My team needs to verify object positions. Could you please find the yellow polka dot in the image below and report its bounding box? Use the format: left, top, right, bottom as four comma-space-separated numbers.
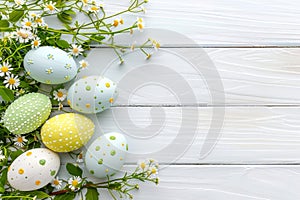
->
109, 98, 114, 103
85, 103, 91, 108
120, 157, 123, 161
105, 169, 109, 173
67, 100, 71, 105
107, 143, 110, 147
35, 180, 41, 185
105, 83, 110, 88
18, 169, 24, 174
26, 152, 32, 156
8, 166, 11, 171
122, 143, 125, 146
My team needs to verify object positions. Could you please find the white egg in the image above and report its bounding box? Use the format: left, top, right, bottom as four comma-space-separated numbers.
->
7, 148, 60, 191
85, 132, 128, 178
24, 46, 77, 84
67, 76, 117, 114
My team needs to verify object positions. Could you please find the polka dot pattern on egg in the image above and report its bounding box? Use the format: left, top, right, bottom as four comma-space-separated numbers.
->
7, 148, 60, 191
24, 46, 77, 84
41, 113, 95, 152
85, 132, 128, 178
67, 76, 118, 114
3, 93, 52, 135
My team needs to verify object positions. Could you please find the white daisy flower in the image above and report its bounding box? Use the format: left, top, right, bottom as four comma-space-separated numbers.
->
21, 18, 34, 29
82, 0, 89, 6
68, 176, 82, 191
0, 61, 12, 77
53, 89, 67, 101
79, 60, 89, 70
51, 177, 63, 189
69, 44, 84, 56
137, 160, 149, 171
44, 1, 58, 14
76, 151, 84, 163
4, 74, 20, 90
14, 28, 33, 43
0, 150, 6, 161
34, 16, 46, 27
89, 4, 100, 14
31, 37, 41, 48
13, 135, 28, 147
14, 0, 24, 7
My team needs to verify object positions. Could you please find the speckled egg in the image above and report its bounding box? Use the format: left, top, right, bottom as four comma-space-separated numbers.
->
85, 132, 128, 178
7, 148, 60, 191
24, 46, 77, 84
3, 93, 51, 135
41, 113, 95, 152
67, 76, 117, 114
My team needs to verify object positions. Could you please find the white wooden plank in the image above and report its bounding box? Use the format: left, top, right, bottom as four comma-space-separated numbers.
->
102, 0, 300, 46
54, 107, 300, 164
76, 48, 300, 105
56, 165, 300, 200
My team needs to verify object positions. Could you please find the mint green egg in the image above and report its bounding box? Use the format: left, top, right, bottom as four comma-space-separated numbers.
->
3, 93, 52, 134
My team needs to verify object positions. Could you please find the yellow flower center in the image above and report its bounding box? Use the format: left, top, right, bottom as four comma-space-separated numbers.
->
57, 91, 64, 98
47, 4, 55, 11
113, 19, 119, 27
140, 162, 146, 169
72, 180, 79, 186
81, 62, 87, 68
8, 78, 16, 85
17, 137, 23, 143
82, 0, 88, 4
1, 66, 8, 72
33, 40, 39, 46
138, 23, 144, 29
151, 168, 157, 174
91, 6, 98, 11
25, 21, 32, 27
73, 48, 79, 54
35, 18, 42, 23
53, 180, 60, 185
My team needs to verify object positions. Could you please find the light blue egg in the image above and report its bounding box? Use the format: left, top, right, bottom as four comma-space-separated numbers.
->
67, 76, 118, 114
85, 132, 128, 178
24, 46, 77, 84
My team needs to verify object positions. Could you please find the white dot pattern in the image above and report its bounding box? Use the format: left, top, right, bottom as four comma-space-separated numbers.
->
3, 93, 52, 135
41, 113, 95, 152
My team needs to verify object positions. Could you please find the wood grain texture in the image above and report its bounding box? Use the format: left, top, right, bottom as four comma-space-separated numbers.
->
57, 165, 300, 200
102, 0, 300, 46
55, 106, 300, 164
77, 47, 300, 105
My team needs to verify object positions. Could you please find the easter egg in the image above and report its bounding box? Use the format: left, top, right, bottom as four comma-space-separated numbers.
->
85, 132, 128, 178
7, 148, 60, 191
3, 93, 51, 135
24, 46, 77, 84
67, 76, 117, 114
41, 113, 95, 152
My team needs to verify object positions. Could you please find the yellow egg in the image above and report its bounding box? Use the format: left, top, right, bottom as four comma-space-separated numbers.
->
41, 113, 95, 152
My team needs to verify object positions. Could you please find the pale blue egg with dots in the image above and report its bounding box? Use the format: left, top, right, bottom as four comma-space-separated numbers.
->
85, 132, 128, 178
24, 46, 77, 84
67, 76, 117, 114
7, 148, 60, 191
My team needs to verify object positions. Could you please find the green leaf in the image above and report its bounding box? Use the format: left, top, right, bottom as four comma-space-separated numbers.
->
54, 193, 76, 200
85, 188, 99, 200
0, 168, 8, 186
0, 20, 8, 28
9, 10, 24, 22
0, 86, 14, 102
66, 163, 83, 177
63, 9, 76, 15
57, 12, 73, 24
10, 149, 23, 161
90, 34, 105, 42
22, 191, 50, 199
56, 39, 69, 49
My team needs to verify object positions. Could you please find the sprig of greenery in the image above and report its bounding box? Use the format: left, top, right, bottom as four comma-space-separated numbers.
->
0, 0, 159, 199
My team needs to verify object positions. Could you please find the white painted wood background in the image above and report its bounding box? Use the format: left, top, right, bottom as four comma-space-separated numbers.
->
55, 0, 300, 199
